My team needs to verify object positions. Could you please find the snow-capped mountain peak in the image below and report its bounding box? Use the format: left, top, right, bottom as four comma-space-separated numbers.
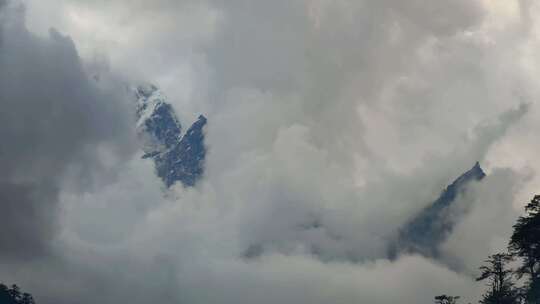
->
132, 84, 206, 188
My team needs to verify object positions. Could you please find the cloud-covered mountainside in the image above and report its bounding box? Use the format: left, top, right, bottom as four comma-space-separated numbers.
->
392, 162, 486, 258
133, 83, 487, 262
240, 161, 488, 262
3, 0, 540, 303
134, 84, 206, 187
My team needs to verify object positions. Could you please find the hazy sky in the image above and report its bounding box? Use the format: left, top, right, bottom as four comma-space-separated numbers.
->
1, 0, 540, 303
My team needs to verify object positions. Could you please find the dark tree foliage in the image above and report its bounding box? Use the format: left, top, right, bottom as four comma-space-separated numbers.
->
0, 283, 35, 304
435, 295, 461, 304
509, 195, 540, 303
476, 253, 520, 304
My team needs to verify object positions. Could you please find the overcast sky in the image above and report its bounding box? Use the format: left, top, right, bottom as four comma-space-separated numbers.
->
1, 0, 540, 303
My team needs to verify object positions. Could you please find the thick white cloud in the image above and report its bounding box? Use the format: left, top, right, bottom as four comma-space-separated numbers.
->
3, 0, 540, 303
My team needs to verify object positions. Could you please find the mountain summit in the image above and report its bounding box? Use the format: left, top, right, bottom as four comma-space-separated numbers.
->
133, 84, 206, 187
391, 162, 486, 258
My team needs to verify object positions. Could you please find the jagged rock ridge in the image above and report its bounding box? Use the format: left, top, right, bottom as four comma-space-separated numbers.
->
391, 162, 486, 258
134, 84, 206, 187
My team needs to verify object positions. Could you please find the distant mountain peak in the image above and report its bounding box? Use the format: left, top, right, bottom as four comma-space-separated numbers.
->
156, 112, 207, 187
390, 162, 486, 258
132, 84, 206, 188
450, 161, 485, 189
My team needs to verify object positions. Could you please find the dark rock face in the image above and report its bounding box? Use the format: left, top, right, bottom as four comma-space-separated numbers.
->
391, 162, 486, 258
134, 84, 206, 187
155, 115, 207, 187
142, 102, 182, 151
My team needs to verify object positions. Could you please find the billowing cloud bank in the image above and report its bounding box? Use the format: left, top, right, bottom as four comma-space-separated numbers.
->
1, 0, 540, 303
0, 2, 136, 259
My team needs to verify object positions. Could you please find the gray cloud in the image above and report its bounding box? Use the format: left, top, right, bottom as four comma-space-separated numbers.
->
1, 0, 539, 304
0, 1, 135, 259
